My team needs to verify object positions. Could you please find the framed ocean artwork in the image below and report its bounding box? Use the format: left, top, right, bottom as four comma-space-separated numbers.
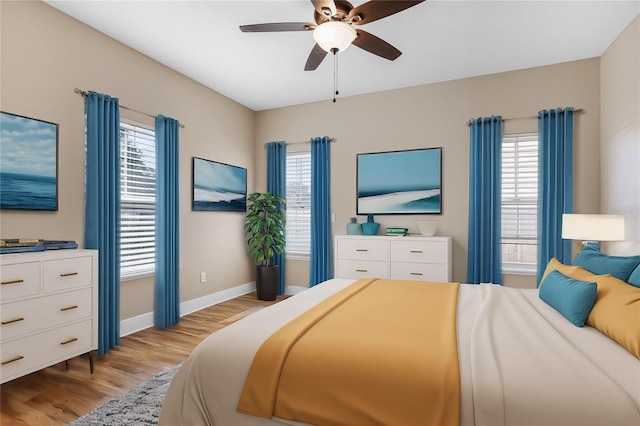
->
357, 147, 442, 215
192, 157, 247, 212
0, 111, 59, 211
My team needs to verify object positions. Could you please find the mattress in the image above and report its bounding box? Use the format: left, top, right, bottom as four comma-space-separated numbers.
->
159, 279, 640, 425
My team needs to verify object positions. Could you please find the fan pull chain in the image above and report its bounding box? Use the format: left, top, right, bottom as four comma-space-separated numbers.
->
333, 49, 339, 103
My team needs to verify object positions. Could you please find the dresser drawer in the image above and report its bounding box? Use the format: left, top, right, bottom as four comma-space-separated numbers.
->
1, 288, 93, 342
390, 262, 448, 282
336, 238, 388, 261
336, 259, 388, 279
1, 319, 93, 383
43, 256, 93, 293
0, 262, 41, 301
390, 240, 446, 264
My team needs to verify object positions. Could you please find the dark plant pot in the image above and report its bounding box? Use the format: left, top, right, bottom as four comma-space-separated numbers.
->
256, 265, 278, 301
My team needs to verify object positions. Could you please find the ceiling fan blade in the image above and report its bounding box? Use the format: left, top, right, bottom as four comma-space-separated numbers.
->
349, 1, 425, 25
353, 29, 401, 61
311, 0, 337, 17
240, 22, 315, 32
305, 44, 328, 71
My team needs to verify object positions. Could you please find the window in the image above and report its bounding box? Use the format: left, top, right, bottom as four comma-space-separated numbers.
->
120, 122, 156, 279
286, 152, 311, 257
501, 133, 538, 274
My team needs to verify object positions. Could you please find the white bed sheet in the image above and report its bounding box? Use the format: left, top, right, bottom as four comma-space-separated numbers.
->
160, 279, 640, 426
457, 284, 639, 425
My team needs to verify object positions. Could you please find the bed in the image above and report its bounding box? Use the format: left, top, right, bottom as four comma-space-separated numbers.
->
160, 257, 640, 426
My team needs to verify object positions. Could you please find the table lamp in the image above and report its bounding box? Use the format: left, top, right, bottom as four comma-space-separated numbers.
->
561, 214, 625, 252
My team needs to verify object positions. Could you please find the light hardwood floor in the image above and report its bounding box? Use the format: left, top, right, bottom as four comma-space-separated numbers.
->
0, 292, 286, 426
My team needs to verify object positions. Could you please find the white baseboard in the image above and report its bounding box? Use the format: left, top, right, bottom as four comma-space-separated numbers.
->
119, 281, 256, 337
120, 311, 155, 337
180, 281, 257, 316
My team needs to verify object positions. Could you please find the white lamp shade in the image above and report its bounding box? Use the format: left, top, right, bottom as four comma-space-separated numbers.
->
313, 21, 357, 53
561, 214, 625, 241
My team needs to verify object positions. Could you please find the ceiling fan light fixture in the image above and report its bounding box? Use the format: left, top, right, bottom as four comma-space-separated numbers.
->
313, 21, 357, 53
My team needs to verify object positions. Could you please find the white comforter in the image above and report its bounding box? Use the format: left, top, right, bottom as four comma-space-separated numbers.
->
160, 279, 640, 425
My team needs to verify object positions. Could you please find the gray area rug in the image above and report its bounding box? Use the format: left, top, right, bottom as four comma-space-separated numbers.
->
70, 363, 181, 425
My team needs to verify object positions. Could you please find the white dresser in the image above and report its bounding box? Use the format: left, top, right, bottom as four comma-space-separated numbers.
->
334, 235, 452, 282
0, 249, 98, 383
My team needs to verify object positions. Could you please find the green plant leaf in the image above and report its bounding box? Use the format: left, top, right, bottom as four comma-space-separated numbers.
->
244, 191, 286, 266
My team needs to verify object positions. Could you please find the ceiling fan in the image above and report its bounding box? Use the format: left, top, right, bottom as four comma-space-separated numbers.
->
240, 0, 425, 71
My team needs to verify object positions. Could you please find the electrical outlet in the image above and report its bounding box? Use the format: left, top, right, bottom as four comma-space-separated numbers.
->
200, 272, 206, 283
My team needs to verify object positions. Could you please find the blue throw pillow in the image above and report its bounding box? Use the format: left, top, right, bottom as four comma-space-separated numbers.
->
539, 270, 597, 327
628, 265, 640, 288
573, 245, 640, 282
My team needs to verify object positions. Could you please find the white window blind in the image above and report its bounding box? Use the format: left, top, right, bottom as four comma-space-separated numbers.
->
286, 152, 311, 256
501, 133, 538, 272
120, 122, 156, 279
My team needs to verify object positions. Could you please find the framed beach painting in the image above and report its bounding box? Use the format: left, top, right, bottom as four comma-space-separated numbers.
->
357, 147, 442, 215
192, 157, 247, 212
0, 111, 59, 211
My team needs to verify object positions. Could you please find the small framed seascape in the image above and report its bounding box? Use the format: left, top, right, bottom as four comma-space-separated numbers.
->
0, 111, 59, 211
357, 147, 442, 215
192, 157, 247, 212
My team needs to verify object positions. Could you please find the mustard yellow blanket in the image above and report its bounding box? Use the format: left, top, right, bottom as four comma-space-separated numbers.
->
237, 278, 461, 426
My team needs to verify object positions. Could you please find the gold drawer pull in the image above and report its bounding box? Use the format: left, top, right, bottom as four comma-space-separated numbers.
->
410, 272, 423, 276
60, 272, 79, 277
60, 305, 79, 312
1, 355, 24, 366
1, 317, 25, 325
356, 269, 368, 272
1, 279, 24, 285
355, 249, 368, 252
60, 337, 78, 345
410, 250, 423, 253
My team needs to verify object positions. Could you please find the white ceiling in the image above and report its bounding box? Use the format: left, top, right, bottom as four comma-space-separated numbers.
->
45, 1, 639, 111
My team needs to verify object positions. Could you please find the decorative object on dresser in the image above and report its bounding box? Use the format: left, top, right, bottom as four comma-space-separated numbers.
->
385, 227, 408, 236
0, 249, 98, 384
416, 220, 438, 236
245, 192, 286, 301
334, 235, 452, 281
0, 111, 59, 211
0, 238, 44, 254
43, 240, 79, 250
356, 147, 442, 215
346, 217, 362, 235
360, 213, 380, 235
0, 239, 79, 254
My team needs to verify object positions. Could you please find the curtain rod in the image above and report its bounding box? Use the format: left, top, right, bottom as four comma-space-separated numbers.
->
74, 88, 185, 128
466, 108, 585, 126
263, 138, 337, 148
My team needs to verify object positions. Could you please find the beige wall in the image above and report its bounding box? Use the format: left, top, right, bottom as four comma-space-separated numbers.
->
2, 2, 634, 324
256, 59, 603, 288
0, 1, 256, 320
601, 15, 640, 255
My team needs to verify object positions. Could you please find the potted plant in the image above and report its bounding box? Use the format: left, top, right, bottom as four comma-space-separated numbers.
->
244, 192, 286, 301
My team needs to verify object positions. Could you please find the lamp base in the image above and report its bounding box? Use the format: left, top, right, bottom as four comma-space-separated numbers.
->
577, 240, 600, 253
